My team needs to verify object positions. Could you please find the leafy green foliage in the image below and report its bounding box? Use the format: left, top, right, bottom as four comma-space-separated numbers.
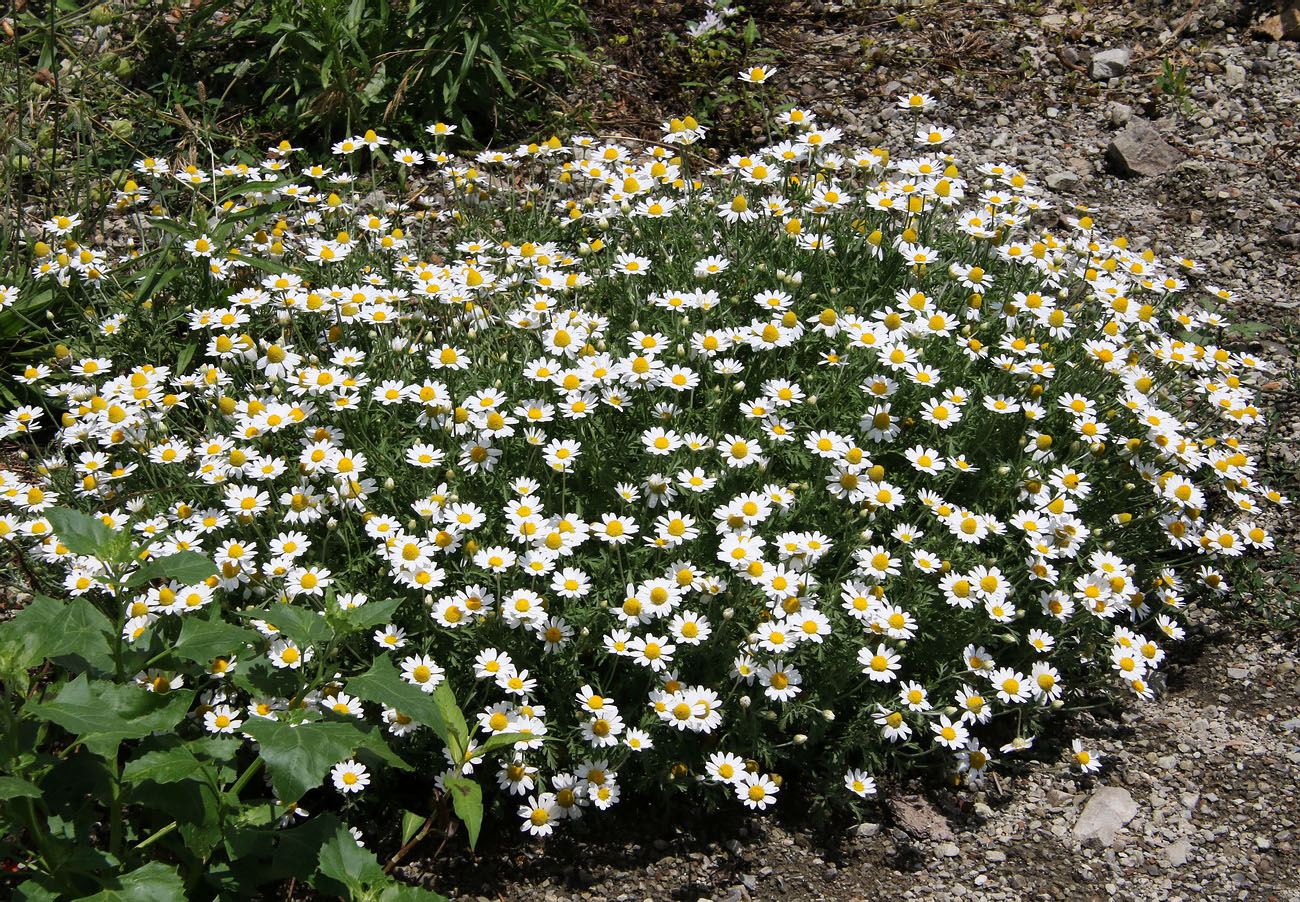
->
28, 674, 194, 758
241, 717, 409, 804
181, 0, 589, 142
347, 655, 452, 741
442, 777, 484, 850
45, 507, 114, 558
0, 512, 481, 897
172, 615, 261, 667
664, 7, 772, 148
76, 861, 188, 902
1156, 57, 1193, 115
2, 594, 115, 675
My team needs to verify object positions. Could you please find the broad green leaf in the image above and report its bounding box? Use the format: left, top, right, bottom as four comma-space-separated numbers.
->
219, 816, 338, 891
12, 878, 60, 902
0, 775, 42, 799
130, 777, 226, 858
474, 731, 532, 757
175, 342, 197, 375
443, 776, 483, 850
241, 717, 408, 803
122, 736, 240, 785
246, 602, 331, 646
433, 682, 470, 762
39, 747, 115, 809
122, 744, 206, 784
400, 809, 426, 845
79, 861, 186, 902
173, 614, 261, 666
45, 507, 114, 557
362, 62, 388, 102
332, 596, 403, 635
27, 674, 194, 758
1, 593, 114, 673
346, 655, 447, 743
316, 823, 386, 896
267, 812, 341, 880
345, 0, 366, 31
126, 550, 216, 588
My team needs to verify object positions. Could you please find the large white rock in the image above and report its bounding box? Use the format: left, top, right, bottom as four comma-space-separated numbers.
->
1072, 786, 1138, 847
1091, 48, 1131, 80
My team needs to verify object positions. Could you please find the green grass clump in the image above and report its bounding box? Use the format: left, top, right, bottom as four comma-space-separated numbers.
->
0, 84, 1282, 897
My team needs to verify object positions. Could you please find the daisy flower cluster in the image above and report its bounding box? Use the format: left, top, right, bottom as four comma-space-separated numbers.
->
1, 85, 1281, 843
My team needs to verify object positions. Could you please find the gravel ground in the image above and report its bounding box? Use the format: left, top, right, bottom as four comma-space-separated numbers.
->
402, 1, 1300, 899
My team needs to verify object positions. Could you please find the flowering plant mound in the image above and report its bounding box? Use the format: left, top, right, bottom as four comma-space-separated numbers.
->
0, 88, 1283, 895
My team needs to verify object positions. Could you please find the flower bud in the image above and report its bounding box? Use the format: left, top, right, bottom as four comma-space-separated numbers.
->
739, 695, 751, 709
793, 734, 808, 745
822, 709, 836, 721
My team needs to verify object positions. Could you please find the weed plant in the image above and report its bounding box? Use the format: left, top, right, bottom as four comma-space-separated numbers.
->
179, 0, 589, 143
0, 86, 1284, 898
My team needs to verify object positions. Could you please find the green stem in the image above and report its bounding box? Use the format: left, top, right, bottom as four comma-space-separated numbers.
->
131, 817, 178, 852
108, 748, 123, 859
133, 756, 266, 854
228, 749, 266, 796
